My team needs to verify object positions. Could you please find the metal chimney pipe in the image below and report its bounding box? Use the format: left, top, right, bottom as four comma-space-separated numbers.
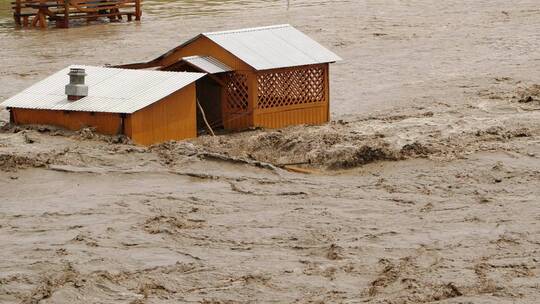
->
65, 68, 88, 101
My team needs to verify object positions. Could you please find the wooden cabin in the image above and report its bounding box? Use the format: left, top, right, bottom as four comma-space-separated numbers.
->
1, 66, 204, 145
1, 25, 341, 145
117, 24, 342, 131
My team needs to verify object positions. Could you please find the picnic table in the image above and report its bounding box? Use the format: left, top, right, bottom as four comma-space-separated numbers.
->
12, 0, 142, 28
25, 2, 62, 28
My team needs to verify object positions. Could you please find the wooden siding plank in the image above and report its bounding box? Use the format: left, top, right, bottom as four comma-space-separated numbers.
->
129, 83, 197, 145
253, 105, 328, 128
11, 108, 122, 134
324, 63, 330, 121
252, 63, 330, 129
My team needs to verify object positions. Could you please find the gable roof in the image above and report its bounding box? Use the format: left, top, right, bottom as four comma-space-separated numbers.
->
178, 24, 341, 71
1, 66, 205, 114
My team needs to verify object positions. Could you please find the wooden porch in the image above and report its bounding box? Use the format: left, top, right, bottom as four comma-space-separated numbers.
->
12, 0, 141, 28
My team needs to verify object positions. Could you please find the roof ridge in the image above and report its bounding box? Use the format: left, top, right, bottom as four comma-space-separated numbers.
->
203, 24, 291, 36
69, 64, 205, 76
182, 55, 211, 59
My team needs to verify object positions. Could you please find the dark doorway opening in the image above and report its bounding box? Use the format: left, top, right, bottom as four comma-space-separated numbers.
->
161, 62, 224, 135
196, 76, 223, 135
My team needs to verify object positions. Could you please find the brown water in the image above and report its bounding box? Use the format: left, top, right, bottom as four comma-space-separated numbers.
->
1, 2, 540, 303
0, 0, 538, 117
0, 0, 323, 32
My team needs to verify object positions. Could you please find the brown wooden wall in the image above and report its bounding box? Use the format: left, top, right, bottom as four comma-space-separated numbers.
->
253, 103, 329, 128
11, 84, 197, 146
252, 63, 329, 128
219, 63, 330, 130
219, 71, 255, 131
125, 83, 197, 145
11, 108, 122, 134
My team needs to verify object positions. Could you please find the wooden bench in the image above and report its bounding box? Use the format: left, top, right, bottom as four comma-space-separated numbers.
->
12, 0, 141, 28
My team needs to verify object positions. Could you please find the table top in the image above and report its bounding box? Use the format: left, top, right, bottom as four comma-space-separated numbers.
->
25, 3, 62, 8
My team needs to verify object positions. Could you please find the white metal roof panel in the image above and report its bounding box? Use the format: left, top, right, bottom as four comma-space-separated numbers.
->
182, 56, 233, 74
201, 24, 341, 70
1, 65, 205, 114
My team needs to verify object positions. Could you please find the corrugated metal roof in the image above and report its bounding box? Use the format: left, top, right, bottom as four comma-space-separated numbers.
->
1, 66, 205, 113
182, 55, 233, 74
200, 24, 341, 70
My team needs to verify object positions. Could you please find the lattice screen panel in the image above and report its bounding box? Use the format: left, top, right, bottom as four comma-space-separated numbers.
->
257, 66, 325, 109
224, 73, 249, 112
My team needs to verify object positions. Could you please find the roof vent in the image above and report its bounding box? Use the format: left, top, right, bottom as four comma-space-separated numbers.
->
65, 68, 88, 101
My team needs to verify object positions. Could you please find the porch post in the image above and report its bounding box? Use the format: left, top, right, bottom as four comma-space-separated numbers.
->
62, 0, 70, 28
14, 0, 22, 27
247, 71, 257, 127
135, 0, 141, 20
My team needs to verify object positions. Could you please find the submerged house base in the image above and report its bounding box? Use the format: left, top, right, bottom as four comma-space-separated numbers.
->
10, 109, 125, 135
1, 25, 341, 146
2, 66, 204, 146
9, 83, 196, 145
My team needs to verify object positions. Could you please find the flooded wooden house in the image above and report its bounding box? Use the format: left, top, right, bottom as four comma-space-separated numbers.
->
1, 66, 204, 145
1, 25, 341, 145
118, 24, 342, 130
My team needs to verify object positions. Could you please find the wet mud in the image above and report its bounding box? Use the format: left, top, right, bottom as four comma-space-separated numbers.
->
1, 1, 540, 303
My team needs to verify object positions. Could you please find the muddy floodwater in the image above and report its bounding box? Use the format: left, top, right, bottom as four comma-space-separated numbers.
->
1, 1, 540, 303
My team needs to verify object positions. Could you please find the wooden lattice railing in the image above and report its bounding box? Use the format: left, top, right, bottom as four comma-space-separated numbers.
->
224, 73, 249, 112
256, 65, 326, 109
